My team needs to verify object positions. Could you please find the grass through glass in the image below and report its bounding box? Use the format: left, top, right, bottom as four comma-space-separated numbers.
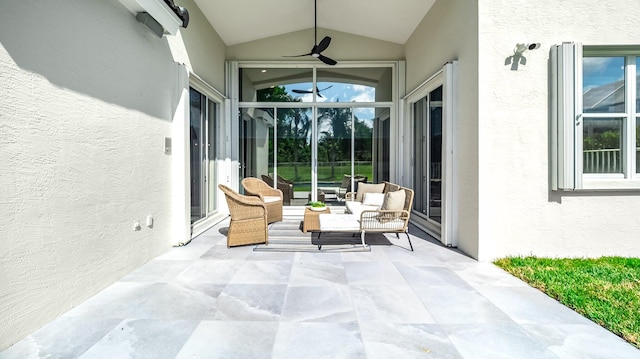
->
494, 256, 640, 349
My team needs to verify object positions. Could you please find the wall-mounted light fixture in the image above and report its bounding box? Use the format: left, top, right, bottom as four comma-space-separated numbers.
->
121, 0, 189, 37
506, 43, 541, 71
136, 12, 164, 37
514, 43, 541, 56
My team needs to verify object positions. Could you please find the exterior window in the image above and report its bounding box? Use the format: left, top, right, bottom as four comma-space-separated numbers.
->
582, 118, 623, 173
637, 59, 640, 174
238, 65, 391, 204
582, 56, 625, 175
551, 44, 640, 190
637, 117, 640, 174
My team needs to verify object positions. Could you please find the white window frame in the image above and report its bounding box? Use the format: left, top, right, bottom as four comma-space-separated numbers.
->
551, 43, 640, 190
404, 61, 457, 247
230, 60, 400, 197
189, 73, 228, 238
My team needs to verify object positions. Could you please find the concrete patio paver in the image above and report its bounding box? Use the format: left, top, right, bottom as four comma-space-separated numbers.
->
2, 217, 639, 359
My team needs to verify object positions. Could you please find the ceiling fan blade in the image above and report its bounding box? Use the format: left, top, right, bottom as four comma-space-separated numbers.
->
293, 85, 331, 96
282, 0, 338, 64
314, 36, 332, 54
283, 52, 313, 58
318, 54, 337, 66
313, 87, 325, 98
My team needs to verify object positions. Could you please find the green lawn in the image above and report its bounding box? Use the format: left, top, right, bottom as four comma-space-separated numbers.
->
270, 164, 373, 187
494, 256, 640, 348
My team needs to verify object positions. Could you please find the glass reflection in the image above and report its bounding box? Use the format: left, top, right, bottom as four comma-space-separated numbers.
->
583, 117, 623, 174
583, 56, 625, 113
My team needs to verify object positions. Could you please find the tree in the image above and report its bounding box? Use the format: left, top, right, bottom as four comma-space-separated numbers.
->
278, 108, 311, 178
317, 107, 374, 178
584, 130, 620, 150
257, 86, 296, 102
257, 86, 311, 179
254, 87, 376, 181
354, 118, 373, 161
318, 107, 351, 178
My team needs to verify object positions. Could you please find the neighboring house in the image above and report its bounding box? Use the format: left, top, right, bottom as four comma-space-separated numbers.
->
2, 0, 640, 350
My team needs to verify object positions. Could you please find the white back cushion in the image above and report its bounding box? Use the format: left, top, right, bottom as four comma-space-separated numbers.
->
355, 183, 385, 202
362, 192, 385, 207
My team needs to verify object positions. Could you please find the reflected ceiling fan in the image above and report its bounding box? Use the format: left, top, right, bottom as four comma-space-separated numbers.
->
292, 85, 333, 98
283, 0, 337, 65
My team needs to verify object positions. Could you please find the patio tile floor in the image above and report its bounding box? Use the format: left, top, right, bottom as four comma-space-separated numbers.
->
2, 216, 639, 358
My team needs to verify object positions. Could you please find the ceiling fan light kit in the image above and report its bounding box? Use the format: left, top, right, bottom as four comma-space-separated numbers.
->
283, 0, 337, 65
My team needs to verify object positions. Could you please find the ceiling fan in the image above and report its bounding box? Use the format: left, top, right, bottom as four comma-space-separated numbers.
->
283, 0, 337, 65
292, 85, 333, 98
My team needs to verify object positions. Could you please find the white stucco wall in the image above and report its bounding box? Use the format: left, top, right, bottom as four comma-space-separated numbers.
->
477, 0, 640, 260
0, 0, 212, 349
404, 0, 640, 261
404, 0, 480, 258
172, 0, 226, 91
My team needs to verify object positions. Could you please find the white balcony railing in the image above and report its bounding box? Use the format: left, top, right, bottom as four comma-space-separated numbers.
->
583, 148, 640, 173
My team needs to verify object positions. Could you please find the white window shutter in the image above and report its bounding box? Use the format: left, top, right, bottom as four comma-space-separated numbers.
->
550, 42, 582, 190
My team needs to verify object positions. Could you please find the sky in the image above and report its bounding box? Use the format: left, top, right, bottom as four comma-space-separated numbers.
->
583, 56, 625, 90
283, 82, 376, 119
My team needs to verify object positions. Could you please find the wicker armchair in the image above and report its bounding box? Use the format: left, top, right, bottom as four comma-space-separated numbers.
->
218, 184, 268, 247
275, 174, 294, 200
261, 174, 292, 205
274, 174, 294, 188
241, 177, 283, 223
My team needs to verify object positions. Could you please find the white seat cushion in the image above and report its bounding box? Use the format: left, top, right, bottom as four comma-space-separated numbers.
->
375, 218, 405, 230
263, 196, 281, 203
345, 201, 379, 217
319, 214, 360, 231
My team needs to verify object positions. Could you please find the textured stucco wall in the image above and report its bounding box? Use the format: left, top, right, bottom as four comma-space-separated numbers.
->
405, 0, 480, 258
477, 0, 640, 260
0, 0, 184, 349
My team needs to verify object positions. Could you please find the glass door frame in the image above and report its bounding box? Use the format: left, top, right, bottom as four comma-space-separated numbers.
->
314, 103, 389, 199
238, 102, 390, 203
189, 75, 226, 238
238, 104, 314, 199
404, 61, 457, 247
232, 61, 400, 203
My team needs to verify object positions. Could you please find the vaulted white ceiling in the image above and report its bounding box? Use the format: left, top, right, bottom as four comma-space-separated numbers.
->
193, 0, 436, 46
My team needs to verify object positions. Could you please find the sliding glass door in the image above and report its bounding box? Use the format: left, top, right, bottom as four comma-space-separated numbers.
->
317, 107, 376, 190
413, 86, 442, 224
189, 86, 218, 224
239, 106, 313, 202
405, 61, 456, 246
237, 65, 393, 205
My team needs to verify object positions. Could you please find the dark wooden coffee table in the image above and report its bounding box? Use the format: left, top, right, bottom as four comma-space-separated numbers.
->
302, 206, 331, 233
